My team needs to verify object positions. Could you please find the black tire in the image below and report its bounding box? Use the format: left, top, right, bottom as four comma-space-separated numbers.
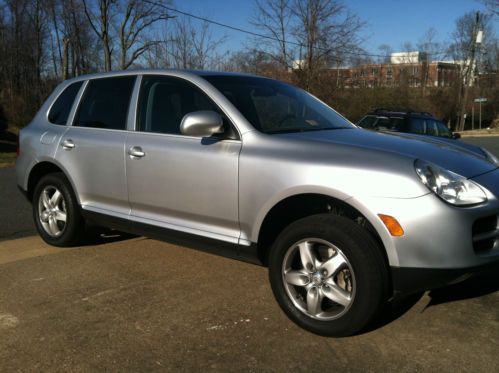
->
268, 214, 389, 337
32, 172, 85, 247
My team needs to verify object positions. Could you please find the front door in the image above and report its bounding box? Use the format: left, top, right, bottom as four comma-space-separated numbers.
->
126, 75, 241, 243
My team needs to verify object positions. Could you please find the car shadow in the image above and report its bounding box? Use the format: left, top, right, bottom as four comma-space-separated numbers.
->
359, 269, 499, 335
426, 269, 499, 307
83, 227, 138, 246
359, 291, 425, 334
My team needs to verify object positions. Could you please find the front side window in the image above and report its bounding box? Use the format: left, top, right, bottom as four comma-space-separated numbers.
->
357, 115, 377, 129
374, 117, 390, 130
48, 81, 83, 125
137, 75, 222, 135
203, 75, 353, 134
388, 117, 404, 131
436, 121, 452, 138
74, 76, 135, 130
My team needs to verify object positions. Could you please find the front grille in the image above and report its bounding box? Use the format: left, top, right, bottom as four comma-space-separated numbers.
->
472, 215, 499, 254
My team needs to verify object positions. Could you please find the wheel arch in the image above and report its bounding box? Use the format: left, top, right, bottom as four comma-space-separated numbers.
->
27, 160, 79, 204
255, 193, 390, 269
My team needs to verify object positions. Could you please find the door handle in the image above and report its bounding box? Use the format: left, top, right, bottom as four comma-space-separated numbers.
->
128, 146, 145, 158
62, 139, 75, 150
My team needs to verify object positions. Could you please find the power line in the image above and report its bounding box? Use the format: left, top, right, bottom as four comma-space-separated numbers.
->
145, 1, 450, 61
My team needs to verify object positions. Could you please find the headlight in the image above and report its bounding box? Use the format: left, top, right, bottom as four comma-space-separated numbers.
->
482, 148, 499, 167
414, 159, 487, 206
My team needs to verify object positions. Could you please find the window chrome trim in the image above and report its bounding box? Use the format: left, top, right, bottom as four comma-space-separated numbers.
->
67, 80, 89, 127
136, 73, 242, 140
70, 75, 137, 131
45, 80, 87, 127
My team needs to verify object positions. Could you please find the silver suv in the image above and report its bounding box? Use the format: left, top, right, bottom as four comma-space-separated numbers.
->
16, 70, 499, 336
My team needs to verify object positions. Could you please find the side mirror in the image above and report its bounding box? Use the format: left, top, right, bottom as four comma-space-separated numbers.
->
452, 132, 461, 140
180, 111, 224, 137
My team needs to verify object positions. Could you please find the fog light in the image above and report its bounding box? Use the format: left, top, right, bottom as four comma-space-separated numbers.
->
378, 214, 404, 237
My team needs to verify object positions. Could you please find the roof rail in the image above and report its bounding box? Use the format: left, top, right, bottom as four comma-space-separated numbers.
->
372, 108, 435, 117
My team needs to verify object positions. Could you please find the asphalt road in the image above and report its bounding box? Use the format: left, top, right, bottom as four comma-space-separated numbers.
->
0, 136, 498, 371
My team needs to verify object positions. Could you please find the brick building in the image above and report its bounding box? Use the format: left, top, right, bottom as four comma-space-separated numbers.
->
328, 61, 460, 89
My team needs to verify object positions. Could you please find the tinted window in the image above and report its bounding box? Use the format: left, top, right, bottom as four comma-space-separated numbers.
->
138, 75, 220, 135
373, 117, 403, 131
426, 120, 438, 136
48, 81, 83, 125
389, 117, 404, 131
75, 76, 135, 130
203, 75, 353, 134
357, 115, 377, 129
374, 117, 390, 130
409, 118, 425, 134
436, 121, 451, 138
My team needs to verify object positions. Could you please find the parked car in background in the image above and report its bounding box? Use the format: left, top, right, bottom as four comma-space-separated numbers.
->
16, 70, 499, 337
357, 109, 461, 139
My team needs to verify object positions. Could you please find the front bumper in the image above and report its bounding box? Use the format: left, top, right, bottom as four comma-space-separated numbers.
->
349, 168, 499, 296
391, 260, 499, 295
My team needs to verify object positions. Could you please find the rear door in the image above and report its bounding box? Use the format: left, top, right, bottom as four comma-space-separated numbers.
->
56, 75, 136, 217
125, 75, 241, 243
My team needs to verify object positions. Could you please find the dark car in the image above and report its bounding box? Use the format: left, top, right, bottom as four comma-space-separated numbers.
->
357, 109, 460, 140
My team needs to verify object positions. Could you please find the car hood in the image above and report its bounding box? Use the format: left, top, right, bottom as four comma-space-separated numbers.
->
277, 128, 497, 178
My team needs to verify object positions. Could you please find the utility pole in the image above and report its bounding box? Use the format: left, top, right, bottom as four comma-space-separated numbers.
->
458, 12, 481, 132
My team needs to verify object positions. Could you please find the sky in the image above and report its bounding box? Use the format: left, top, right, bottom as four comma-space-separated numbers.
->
171, 0, 497, 57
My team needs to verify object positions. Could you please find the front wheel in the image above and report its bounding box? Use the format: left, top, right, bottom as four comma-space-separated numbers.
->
32, 173, 85, 247
268, 214, 389, 337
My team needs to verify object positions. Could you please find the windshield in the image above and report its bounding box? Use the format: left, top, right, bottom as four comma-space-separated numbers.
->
202, 75, 354, 134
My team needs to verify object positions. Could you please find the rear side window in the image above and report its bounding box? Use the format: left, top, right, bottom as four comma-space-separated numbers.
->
409, 119, 425, 134
426, 120, 438, 136
75, 76, 135, 130
48, 81, 83, 125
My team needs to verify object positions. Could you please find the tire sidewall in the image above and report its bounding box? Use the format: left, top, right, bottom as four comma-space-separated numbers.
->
32, 173, 83, 247
268, 214, 387, 337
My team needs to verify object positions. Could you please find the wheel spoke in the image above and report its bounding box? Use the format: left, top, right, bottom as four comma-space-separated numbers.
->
306, 287, 322, 316
50, 190, 62, 206
298, 241, 316, 271
54, 211, 67, 223
48, 217, 59, 236
284, 270, 310, 287
322, 284, 351, 307
320, 252, 347, 278
41, 191, 51, 209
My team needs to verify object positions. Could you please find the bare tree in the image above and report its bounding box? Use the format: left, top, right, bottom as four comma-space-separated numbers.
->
417, 28, 442, 92
149, 16, 225, 70
449, 11, 496, 130
117, 0, 172, 70
251, 0, 365, 88
82, 0, 115, 71
251, 0, 294, 69
291, 0, 365, 90
479, 0, 499, 15
377, 44, 392, 64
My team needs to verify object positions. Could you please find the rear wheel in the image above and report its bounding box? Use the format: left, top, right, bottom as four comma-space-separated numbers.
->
33, 173, 85, 247
268, 214, 389, 337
